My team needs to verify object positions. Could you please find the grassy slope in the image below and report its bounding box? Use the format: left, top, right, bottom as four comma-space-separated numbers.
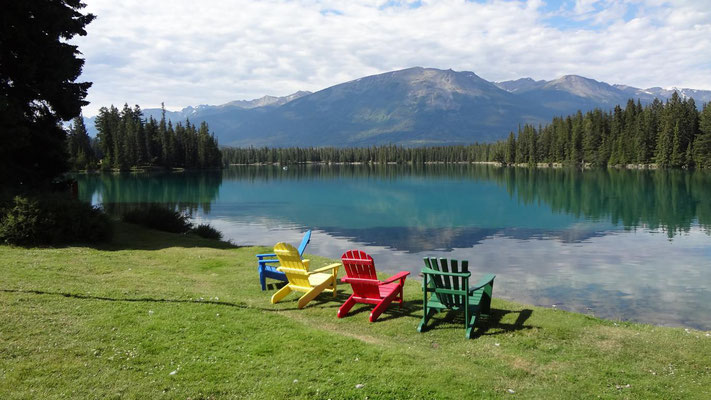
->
1, 222, 709, 399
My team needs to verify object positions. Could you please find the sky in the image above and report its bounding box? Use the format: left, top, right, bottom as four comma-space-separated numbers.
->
72, 0, 711, 116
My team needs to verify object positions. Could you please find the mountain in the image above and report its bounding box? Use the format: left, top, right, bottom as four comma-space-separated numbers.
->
496, 74, 711, 116
494, 77, 546, 93
224, 67, 549, 146
84, 68, 711, 146
139, 91, 312, 122
613, 85, 711, 105
222, 91, 312, 109
498, 75, 636, 114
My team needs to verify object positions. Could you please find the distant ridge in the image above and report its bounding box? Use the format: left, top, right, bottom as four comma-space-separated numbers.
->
84, 68, 711, 146
221, 91, 312, 109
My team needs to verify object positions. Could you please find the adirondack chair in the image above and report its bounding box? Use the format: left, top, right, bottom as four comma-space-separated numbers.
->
270, 242, 340, 309
338, 250, 410, 322
418, 257, 495, 339
255, 230, 311, 290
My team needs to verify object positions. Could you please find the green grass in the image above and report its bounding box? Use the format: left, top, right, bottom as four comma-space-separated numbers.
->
1, 222, 710, 399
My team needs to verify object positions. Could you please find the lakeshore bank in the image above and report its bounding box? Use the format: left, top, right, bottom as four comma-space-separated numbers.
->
1, 222, 709, 399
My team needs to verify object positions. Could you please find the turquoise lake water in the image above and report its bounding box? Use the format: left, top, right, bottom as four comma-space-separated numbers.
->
75, 165, 711, 330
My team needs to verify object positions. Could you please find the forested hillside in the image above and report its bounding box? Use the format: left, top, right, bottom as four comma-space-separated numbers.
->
222, 93, 711, 168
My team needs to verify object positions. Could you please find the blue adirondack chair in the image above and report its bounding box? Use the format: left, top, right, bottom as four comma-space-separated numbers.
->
255, 230, 312, 290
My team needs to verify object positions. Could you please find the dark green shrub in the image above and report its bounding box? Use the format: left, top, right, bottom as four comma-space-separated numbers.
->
0, 194, 113, 246
191, 223, 222, 240
122, 205, 192, 233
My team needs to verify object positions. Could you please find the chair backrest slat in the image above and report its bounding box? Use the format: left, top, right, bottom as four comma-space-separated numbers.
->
297, 230, 312, 256
439, 258, 453, 306
425, 258, 446, 305
450, 259, 461, 306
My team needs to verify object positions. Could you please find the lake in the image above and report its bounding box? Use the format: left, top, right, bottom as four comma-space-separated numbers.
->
75, 165, 711, 330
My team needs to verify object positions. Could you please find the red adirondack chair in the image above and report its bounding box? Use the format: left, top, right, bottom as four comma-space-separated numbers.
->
338, 250, 410, 322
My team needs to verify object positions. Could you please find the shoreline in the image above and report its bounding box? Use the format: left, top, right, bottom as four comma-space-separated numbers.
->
227, 160, 664, 169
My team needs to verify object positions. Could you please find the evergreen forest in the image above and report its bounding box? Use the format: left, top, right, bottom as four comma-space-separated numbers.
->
222, 94, 711, 169
67, 104, 222, 170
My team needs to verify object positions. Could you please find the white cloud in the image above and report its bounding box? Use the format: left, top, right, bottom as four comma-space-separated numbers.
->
73, 0, 711, 115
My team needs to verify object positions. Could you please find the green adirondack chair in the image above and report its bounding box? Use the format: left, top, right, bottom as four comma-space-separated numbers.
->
417, 257, 495, 339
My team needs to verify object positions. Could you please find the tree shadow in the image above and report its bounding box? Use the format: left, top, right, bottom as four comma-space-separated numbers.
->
2, 285, 363, 314
1, 288, 281, 313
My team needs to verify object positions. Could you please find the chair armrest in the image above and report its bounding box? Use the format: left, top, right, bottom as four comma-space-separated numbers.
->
421, 267, 471, 278
342, 276, 379, 285
309, 263, 341, 275
380, 271, 410, 284
468, 274, 496, 293
256, 253, 277, 259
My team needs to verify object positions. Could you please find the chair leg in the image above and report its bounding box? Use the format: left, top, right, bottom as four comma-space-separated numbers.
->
271, 285, 292, 304
370, 289, 399, 322
466, 312, 479, 339
337, 295, 357, 318
259, 268, 266, 291
297, 278, 333, 309
417, 308, 437, 333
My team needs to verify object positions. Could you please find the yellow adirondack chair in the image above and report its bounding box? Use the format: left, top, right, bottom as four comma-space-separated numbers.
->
270, 242, 340, 308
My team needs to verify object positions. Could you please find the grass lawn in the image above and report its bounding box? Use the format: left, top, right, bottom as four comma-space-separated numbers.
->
1, 222, 710, 399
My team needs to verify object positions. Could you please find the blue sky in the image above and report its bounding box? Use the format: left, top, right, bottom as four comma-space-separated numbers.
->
73, 0, 711, 115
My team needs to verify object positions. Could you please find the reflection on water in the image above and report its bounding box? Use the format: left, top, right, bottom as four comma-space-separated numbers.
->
77, 170, 222, 216
74, 165, 711, 330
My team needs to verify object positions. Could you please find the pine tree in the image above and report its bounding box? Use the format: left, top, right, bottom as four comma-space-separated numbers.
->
693, 102, 711, 168
656, 118, 673, 168
67, 115, 94, 170
1, 0, 95, 188
570, 111, 583, 164
505, 132, 516, 165
671, 121, 684, 168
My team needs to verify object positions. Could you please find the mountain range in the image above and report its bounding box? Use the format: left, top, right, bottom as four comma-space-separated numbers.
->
84, 67, 711, 147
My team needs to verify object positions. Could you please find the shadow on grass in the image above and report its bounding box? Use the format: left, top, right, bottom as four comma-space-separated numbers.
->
0, 288, 281, 313
475, 308, 535, 337
1, 286, 356, 314
3, 288, 536, 339
420, 307, 535, 337
325, 298, 423, 323
268, 291, 352, 311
